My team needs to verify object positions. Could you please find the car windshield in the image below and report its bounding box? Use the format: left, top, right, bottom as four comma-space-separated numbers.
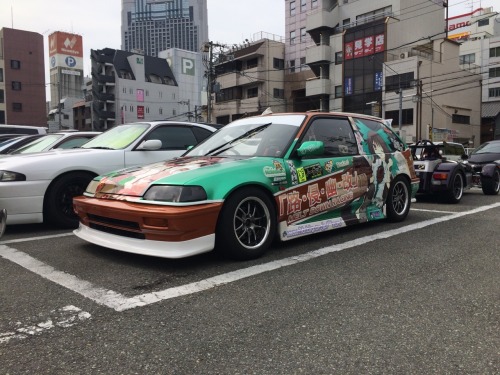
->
185, 115, 305, 157
81, 123, 150, 150
11, 134, 65, 154
471, 142, 500, 154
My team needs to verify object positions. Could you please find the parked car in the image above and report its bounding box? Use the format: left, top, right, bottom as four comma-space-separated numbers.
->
410, 139, 472, 203
0, 124, 48, 135
0, 121, 217, 228
7, 131, 101, 155
73, 112, 419, 260
0, 134, 45, 154
465, 139, 500, 195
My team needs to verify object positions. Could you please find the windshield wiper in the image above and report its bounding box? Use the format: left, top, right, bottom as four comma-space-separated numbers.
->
206, 123, 271, 156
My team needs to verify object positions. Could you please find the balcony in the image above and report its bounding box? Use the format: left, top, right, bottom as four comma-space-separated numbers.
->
216, 67, 265, 89
306, 77, 331, 96
306, 7, 338, 33
306, 44, 332, 65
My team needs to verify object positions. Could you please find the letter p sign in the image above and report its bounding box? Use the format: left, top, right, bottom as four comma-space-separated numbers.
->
182, 58, 195, 76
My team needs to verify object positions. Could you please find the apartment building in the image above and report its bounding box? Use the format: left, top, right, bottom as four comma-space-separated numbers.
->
212, 37, 286, 125
0, 28, 46, 126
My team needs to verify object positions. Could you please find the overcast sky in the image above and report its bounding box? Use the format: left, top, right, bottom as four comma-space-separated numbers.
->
0, 0, 496, 97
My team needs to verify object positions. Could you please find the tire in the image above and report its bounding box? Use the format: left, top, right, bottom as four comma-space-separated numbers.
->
215, 188, 276, 260
482, 168, 500, 195
44, 172, 95, 229
386, 176, 410, 222
445, 171, 464, 203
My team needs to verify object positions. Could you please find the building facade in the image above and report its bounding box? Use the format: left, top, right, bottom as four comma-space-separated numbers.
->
0, 28, 46, 126
90, 48, 179, 130
121, 0, 209, 57
212, 38, 286, 125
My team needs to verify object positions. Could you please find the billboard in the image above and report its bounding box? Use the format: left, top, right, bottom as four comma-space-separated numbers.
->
48, 31, 83, 70
446, 8, 484, 40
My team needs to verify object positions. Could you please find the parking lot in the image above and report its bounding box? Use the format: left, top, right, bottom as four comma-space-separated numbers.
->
1, 189, 499, 374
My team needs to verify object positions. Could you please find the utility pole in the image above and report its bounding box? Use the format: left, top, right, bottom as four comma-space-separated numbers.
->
203, 41, 225, 123
58, 80, 62, 130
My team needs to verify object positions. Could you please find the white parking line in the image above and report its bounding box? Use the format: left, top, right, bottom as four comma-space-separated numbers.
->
1, 202, 499, 312
410, 208, 457, 214
0, 305, 91, 344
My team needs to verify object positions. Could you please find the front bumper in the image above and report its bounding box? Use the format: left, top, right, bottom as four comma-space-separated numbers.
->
73, 196, 223, 259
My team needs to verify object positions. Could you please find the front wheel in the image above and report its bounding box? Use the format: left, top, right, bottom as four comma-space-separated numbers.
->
386, 176, 410, 222
215, 188, 276, 260
482, 168, 500, 195
445, 171, 464, 203
44, 172, 95, 229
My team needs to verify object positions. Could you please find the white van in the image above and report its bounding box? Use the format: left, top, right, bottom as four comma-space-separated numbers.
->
0, 124, 48, 135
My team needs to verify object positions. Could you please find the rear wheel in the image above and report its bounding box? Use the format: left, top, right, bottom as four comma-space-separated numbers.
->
215, 188, 276, 260
44, 172, 95, 229
445, 171, 464, 203
482, 168, 500, 195
386, 176, 410, 222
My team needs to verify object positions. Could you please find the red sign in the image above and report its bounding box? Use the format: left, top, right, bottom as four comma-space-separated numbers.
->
48, 31, 83, 57
344, 42, 354, 60
137, 106, 144, 119
364, 36, 374, 56
354, 39, 364, 58
375, 34, 385, 53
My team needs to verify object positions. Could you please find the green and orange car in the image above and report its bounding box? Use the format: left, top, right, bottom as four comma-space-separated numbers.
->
73, 112, 419, 260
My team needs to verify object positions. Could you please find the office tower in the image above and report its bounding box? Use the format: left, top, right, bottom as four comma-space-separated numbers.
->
121, 0, 209, 57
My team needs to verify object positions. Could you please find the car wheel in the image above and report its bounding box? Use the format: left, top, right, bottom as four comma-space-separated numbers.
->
482, 168, 500, 195
445, 171, 464, 203
44, 172, 95, 229
386, 176, 410, 222
215, 188, 276, 260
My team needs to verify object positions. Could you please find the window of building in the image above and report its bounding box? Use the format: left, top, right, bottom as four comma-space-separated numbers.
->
300, 27, 307, 42
247, 87, 258, 98
452, 114, 470, 124
384, 109, 414, 126
489, 88, 500, 97
312, 0, 318, 8
289, 60, 296, 73
489, 47, 500, 58
459, 53, 475, 64
489, 67, 500, 78
0, 89, 4, 103
0, 68, 3, 82
343, 18, 350, 26
301, 0, 307, 12
12, 103, 23, 112
335, 85, 343, 98
478, 18, 489, 27
159, 108, 163, 115
273, 58, 284, 70
385, 72, 414, 92
12, 81, 22, 90
300, 57, 306, 70
290, 30, 296, 45
290, 1, 296, 16
122, 87, 126, 93
335, 51, 343, 64
273, 88, 284, 99
356, 6, 392, 24
10, 60, 21, 69
246, 58, 258, 69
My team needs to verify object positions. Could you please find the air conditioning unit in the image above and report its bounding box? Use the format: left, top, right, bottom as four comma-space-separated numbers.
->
400, 52, 409, 59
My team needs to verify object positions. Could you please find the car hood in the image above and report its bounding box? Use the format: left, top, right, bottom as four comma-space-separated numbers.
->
93, 156, 283, 198
467, 152, 500, 165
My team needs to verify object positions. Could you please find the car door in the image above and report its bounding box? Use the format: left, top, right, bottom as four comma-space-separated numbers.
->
280, 117, 367, 235
123, 125, 208, 167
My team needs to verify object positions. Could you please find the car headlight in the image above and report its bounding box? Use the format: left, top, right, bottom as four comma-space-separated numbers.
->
0, 170, 26, 182
143, 185, 207, 202
85, 179, 101, 194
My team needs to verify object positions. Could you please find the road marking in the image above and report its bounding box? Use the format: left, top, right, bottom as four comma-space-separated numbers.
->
0, 232, 73, 245
411, 208, 457, 214
0, 202, 499, 312
0, 305, 91, 344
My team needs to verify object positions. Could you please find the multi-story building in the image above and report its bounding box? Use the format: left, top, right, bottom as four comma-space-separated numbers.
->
121, 0, 208, 57
0, 28, 46, 126
455, 7, 500, 142
90, 48, 179, 130
212, 37, 286, 124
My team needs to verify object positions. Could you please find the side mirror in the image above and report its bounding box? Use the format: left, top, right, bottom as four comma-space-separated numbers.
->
297, 141, 324, 158
137, 139, 162, 150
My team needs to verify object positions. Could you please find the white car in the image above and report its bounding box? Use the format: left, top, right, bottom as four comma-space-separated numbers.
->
0, 121, 216, 228
7, 131, 100, 155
